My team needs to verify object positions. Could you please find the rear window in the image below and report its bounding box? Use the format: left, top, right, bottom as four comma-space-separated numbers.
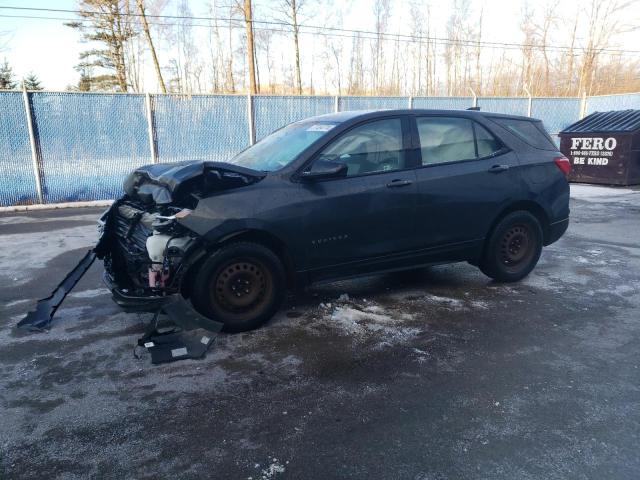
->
491, 118, 557, 150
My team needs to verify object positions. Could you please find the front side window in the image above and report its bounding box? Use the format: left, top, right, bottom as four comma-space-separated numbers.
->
417, 117, 476, 165
230, 121, 338, 171
315, 118, 405, 177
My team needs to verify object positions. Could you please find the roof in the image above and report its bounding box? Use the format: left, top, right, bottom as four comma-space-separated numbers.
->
304, 109, 536, 124
560, 109, 640, 134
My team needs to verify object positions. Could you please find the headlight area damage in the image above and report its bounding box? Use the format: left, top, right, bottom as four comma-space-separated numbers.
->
18, 161, 266, 364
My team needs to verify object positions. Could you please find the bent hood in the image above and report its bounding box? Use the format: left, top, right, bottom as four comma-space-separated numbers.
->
123, 160, 266, 206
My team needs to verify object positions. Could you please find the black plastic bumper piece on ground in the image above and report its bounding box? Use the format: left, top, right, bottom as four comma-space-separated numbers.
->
140, 329, 217, 365
162, 296, 224, 333
103, 272, 224, 333
17, 250, 97, 331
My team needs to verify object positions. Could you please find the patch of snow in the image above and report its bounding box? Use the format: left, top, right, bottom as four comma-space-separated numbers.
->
0, 225, 97, 285
70, 288, 110, 299
423, 294, 465, 309
337, 293, 350, 302
570, 184, 637, 202
2, 298, 30, 308
260, 459, 286, 479
327, 304, 420, 345
469, 300, 489, 310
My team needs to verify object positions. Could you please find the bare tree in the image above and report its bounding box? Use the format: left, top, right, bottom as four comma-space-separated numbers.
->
371, 0, 391, 92
578, 0, 635, 95
136, 0, 167, 93
277, 0, 304, 94
236, 0, 258, 93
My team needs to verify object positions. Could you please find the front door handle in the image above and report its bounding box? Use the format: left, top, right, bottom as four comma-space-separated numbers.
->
386, 179, 413, 188
488, 164, 510, 173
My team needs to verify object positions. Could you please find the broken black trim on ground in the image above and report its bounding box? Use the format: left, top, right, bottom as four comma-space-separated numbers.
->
17, 249, 97, 331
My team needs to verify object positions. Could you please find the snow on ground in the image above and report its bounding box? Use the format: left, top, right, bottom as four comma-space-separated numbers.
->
0, 213, 99, 224
256, 458, 287, 479
0, 225, 98, 285
69, 288, 110, 299
570, 184, 638, 202
323, 299, 420, 346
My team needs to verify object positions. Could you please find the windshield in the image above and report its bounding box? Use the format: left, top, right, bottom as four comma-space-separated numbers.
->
229, 121, 338, 171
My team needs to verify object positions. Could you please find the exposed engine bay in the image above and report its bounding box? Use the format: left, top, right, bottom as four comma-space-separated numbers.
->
106, 200, 196, 297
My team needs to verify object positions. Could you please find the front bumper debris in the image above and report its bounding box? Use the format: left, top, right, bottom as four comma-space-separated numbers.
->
17, 249, 97, 331
17, 201, 223, 364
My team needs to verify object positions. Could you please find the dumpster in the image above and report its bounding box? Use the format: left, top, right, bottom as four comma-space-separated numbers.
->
559, 109, 640, 186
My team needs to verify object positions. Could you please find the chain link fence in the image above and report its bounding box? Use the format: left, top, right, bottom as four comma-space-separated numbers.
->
1, 91, 638, 207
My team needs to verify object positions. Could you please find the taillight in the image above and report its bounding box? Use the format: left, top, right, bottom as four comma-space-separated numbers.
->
554, 156, 571, 177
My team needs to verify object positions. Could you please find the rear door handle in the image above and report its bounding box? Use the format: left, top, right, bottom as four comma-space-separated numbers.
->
386, 179, 413, 188
488, 164, 510, 173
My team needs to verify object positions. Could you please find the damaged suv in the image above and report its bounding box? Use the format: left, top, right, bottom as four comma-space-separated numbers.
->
26, 110, 571, 333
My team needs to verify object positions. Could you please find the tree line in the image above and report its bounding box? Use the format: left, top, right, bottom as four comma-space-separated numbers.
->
0, 60, 43, 90
3, 0, 640, 96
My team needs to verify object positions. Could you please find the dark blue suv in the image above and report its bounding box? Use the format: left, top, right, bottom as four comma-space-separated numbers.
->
101, 109, 570, 332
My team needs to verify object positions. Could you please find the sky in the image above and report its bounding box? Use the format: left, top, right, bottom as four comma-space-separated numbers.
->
0, 0, 637, 92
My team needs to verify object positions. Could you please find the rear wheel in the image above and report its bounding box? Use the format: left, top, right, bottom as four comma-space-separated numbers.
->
191, 242, 286, 332
480, 211, 543, 282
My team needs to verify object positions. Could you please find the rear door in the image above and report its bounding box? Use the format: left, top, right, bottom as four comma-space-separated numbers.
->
299, 117, 418, 274
411, 115, 521, 252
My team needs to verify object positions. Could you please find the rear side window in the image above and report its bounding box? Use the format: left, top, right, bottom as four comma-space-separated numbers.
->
491, 118, 557, 150
417, 117, 475, 164
416, 117, 503, 165
475, 123, 502, 157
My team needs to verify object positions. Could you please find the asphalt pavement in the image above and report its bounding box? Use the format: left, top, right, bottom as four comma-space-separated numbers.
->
1, 184, 639, 479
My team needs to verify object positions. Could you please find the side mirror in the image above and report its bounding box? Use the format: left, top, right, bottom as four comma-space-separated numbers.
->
300, 159, 348, 181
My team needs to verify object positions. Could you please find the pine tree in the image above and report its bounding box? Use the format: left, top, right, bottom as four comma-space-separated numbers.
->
22, 73, 43, 91
65, 0, 135, 92
0, 60, 16, 90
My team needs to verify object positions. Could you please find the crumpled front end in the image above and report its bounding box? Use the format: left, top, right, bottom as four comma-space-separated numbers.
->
101, 160, 265, 311
19, 160, 264, 332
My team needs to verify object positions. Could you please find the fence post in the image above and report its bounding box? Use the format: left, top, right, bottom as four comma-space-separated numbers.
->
247, 93, 255, 145
408, 96, 413, 109
145, 93, 157, 163
334, 95, 340, 113
22, 85, 44, 204
468, 86, 478, 108
523, 85, 532, 117
580, 91, 588, 119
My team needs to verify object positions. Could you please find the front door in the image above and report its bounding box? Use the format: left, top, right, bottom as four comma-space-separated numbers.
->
299, 117, 418, 276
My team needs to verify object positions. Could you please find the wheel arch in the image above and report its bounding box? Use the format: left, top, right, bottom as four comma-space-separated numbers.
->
216, 229, 297, 288
486, 200, 551, 248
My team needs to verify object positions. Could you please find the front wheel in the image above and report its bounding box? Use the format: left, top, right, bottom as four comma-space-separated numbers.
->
479, 211, 543, 282
190, 242, 286, 332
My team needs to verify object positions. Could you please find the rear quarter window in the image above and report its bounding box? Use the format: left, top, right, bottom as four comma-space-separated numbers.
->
491, 117, 557, 151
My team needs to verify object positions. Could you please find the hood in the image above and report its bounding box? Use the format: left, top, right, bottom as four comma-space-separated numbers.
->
123, 161, 266, 206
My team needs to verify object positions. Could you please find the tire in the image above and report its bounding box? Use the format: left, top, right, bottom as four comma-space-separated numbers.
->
190, 242, 286, 333
479, 211, 543, 283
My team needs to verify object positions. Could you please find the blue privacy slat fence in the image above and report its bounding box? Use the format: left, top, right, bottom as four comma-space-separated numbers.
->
152, 94, 250, 162
29, 92, 150, 203
1, 91, 638, 207
254, 95, 334, 141
0, 92, 37, 206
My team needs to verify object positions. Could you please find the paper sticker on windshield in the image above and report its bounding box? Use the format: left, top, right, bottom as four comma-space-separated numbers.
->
306, 124, 336, 132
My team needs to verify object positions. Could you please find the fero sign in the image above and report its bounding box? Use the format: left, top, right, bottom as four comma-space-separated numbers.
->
568, 136, 617, 166
559, 110, 640, 186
